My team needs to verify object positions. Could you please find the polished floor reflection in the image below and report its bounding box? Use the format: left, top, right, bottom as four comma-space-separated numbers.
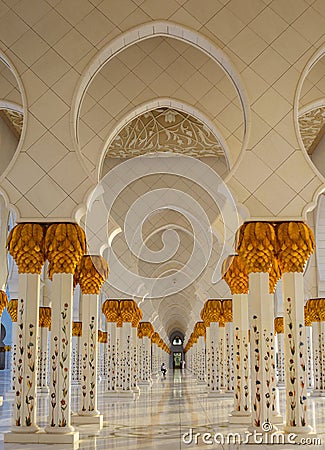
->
0, 369, 325, 449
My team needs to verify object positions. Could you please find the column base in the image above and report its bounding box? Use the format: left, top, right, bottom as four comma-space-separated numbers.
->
207, 390, 227, 397
228, 411, 251, 424
271, 413, 284, 424
283, 424, 314, 435
311, 390, 325, 397
104, 390, 135, 400
103, 391, 122, 398
10, 425, 40, 433
138, 380, 152, 387
248, 424, 279, 435
37, 387, 50, 395
71, 414, 103, 427
115, 390, 135, 400
220, 390, 233, 396
44, 425, 75, 434
4, 430, 79, 445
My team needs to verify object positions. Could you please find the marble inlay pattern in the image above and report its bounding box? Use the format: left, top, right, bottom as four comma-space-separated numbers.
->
0, 369, 325, 449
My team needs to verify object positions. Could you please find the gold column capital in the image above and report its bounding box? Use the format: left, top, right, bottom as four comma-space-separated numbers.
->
305, 298, 322, 322
151, 331, 160, 344
39, 306, 51, 328
200, 300, 210, 327
222, 255, 249, 294
222, 299, 233, 322
137, 321, 154, 338
98, 330, 107, 343
75, 255, 109, 295
7, 299, 18, 322
269, 259, 282, 294
72, 321, 82, 337
194, 321, 206, 338
120, 299, 137, 324
274, 316, 284, 334
45, 223, 86, 279
102, 299, 120, 323
275, 222, 315, 273
7, 223, 46, 274
236, 221, 276, 273
0, 290, 8, 316
304, 305, 312, 327
131, 304, 142, 328
201, 299, 222, 326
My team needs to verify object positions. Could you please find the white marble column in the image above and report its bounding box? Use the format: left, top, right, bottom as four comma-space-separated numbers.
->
210, 322, 221, 393
282, 272, 312, 433
276, 331, 285, 386
305, 324, 313, 390
12, 275, 41, 432
131, 326, 139, 393
137, 323, 154, 386
118, 322, 134, 399
205, 326, 212, 388
71, 326, 82, 385
219, 325, 226, 390
115, 324, 123, 391
249, 272, 279, 429
76, 292, 102, 422
196, 335, 206, 384
142, 336, 153, 385
106, 321, 117, 393
0, 292, 8, 406
37, 316, 50, 394
312, 320, 325, 396
137, 336, 142, 383
229, 294, 251, 423
225, 321, 234, 392
151, 333, 160, 379
6, 299, 18, 395
45, 273, 76, 437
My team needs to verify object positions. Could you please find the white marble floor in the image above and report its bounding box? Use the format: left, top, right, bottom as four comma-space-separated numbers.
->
0, 369, 325, 449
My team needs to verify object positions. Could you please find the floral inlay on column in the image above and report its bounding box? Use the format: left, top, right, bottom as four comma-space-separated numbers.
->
102, 299, 120, 392
223, 254, 251, 421
74, 255, 109, 416
7, 223, 46, 432
138, 322, 154, 384
45, 223, 86, 434
237, 221, 277, 430
276, 221, 315, 433
7, 299, 18, 393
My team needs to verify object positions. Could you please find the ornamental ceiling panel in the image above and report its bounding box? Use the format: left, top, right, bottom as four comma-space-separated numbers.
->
0, 109, 23, 138
106, 107, 224, 158
298, 106, 325, 155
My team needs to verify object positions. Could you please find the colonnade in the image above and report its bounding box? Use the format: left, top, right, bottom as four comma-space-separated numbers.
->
2, 220, 323, 444
185, 221, 318, 437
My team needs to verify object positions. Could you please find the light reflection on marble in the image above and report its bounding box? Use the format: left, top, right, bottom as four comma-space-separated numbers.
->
0, 369, 324, 449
